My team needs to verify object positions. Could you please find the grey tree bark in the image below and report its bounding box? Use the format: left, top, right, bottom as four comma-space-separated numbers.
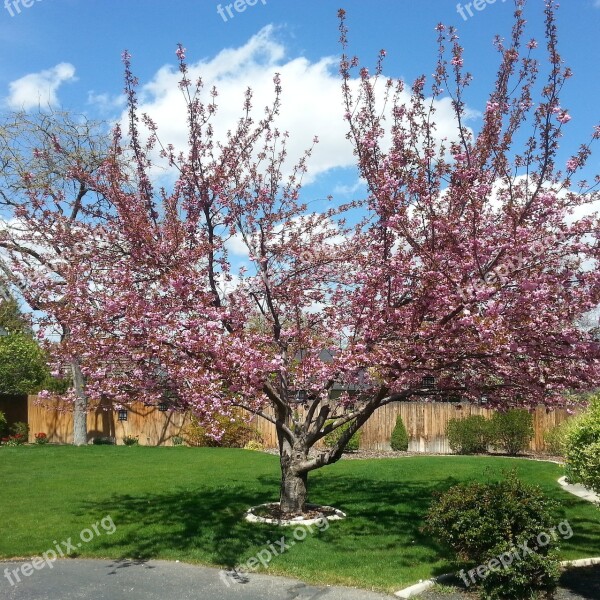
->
71, 360, 88, 446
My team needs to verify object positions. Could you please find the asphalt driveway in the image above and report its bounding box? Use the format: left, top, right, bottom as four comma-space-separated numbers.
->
0, 559, 396, 600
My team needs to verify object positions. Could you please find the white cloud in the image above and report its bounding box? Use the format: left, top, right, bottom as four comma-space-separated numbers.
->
333, 178, 367, 197
122, 26, 467, 186
87, 91, 126, 115
6, 63, 76, 110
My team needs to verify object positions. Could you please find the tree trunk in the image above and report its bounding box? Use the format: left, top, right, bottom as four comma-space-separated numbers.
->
71, 360, 88, 446
279, 458, 309, 514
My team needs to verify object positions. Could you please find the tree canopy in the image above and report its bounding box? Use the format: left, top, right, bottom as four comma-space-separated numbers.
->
2, 1, 600, 512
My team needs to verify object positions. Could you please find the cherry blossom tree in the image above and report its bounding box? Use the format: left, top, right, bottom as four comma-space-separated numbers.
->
0, 110, 115, 445
45, 1, 600, 513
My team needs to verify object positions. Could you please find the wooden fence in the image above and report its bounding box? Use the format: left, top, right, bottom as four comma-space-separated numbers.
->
16, 395, 580, 452
26, 396, 191, 446
253, 402, 579, 453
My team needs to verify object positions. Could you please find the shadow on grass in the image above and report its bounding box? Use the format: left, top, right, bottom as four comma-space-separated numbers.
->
550, 494, 600, 560
77, 472, 461, 575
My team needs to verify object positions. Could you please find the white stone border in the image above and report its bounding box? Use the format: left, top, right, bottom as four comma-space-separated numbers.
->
560, 557, 600, 568
244, 502, 346, 526
394, 464, 600, 598
394, 574, 453, 598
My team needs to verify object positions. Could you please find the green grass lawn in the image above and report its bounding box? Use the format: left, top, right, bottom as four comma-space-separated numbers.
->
0, 446, 598, 593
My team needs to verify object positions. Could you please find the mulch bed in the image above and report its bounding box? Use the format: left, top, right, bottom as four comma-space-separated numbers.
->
251, 502, 339, 521
263, 448, 564, 463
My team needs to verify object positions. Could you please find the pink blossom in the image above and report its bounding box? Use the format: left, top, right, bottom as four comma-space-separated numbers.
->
566, 157, 579, 171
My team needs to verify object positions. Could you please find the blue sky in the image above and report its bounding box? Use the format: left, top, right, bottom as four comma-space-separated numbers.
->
1, 0, 599, 203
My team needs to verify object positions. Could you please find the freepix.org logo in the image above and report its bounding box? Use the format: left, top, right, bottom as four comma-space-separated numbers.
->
456, 0, 508, 21
3, 516, 117, 587
4, 0, 43, 18
216, 0, 267, 23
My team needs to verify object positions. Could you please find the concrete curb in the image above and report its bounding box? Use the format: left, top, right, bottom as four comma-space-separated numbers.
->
560, 557, 600, 568
394, 471, 599, 598
394, 574, 452, 598
558, 476, 600, 504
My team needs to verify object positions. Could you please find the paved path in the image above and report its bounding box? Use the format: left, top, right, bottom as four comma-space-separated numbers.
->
0, 559, 396, 600
558, 476, 600, 504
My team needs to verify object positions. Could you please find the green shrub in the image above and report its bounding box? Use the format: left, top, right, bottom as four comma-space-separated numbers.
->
34, 432, 48, 445
0, 410, 7, 438
244, 440, 264, 451
424, 471, 562, 600
92, 436, 115, 445
543, 419, 575, 456
10, 421, 29, 439
490, 409, 534, 455
122, 435, 139, 446
2, 434, 27, 446
323, 420, 361, 452
565, 396, 600, 497
478, 542, 561, 600
171, 435, 184, 446
390, 415, 409, 451
446, 415, 491, 454
0, 333, 49, 394
183, 413, 263, 448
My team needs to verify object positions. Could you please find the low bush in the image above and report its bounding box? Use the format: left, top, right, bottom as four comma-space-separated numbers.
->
424, 471, 562, 600
490, 409, 534, 455
244, 440, 264, 451
171, 435, 185, 446
92, 437, 115, 445
122, 435, 139, 446
390, 415, 409, 451
446, 415, 490, 454
565, 395, 600, 497
323, 420, 361, 452
478, 542, 561, 600
1, 433, 27, 446
0, 410, 7, 438
10, 421, 29, 439
34, 432, 48, 445
183, 413, 263, 448
543, 419, 575, 456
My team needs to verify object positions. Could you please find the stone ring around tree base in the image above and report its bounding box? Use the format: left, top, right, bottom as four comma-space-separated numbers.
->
244, 502, 346, 526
